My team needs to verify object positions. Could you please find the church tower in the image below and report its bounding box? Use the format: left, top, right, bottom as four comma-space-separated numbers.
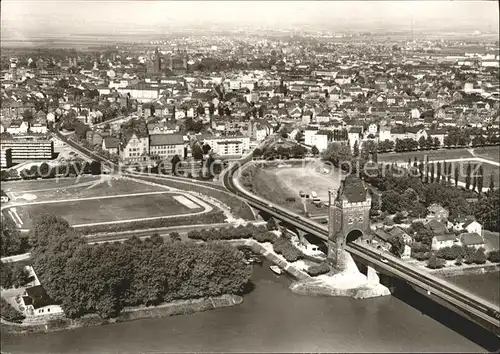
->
327, 176, 371, 271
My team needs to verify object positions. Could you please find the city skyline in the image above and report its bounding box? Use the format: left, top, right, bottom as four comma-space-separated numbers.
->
2, 0, 499, 41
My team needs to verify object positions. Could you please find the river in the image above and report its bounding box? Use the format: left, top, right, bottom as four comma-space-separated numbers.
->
1, 262, 498, 353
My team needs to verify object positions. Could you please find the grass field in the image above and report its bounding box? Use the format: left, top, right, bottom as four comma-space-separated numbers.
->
379, 147, 499, 187
241, 161, 343, 216
379, 146, 499, 164
473, 146, 500, 163
2, 176, 98, 193
136, 175, 256, 220
9, 178, 166, 202
10, 193, 203, 228
379, 148, 475, 164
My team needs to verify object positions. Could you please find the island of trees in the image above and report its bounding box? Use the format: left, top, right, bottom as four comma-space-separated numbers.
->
23, 214, 252, 319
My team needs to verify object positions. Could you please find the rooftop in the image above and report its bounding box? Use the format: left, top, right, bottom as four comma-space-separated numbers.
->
150, 134, 184, 146
338, 175, 367, 203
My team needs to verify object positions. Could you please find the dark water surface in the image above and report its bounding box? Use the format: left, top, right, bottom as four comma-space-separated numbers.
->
1, 263, 497, 353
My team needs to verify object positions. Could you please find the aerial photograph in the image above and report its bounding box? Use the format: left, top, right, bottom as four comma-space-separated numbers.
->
0, 0, 499, 353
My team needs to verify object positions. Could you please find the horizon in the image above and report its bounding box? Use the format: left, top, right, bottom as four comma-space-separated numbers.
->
1, 0, 499, 42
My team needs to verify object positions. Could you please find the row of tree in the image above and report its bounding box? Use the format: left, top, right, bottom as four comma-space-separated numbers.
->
253, 144, 309, 160
15, 161, 102, 180
29, 214, 252, 319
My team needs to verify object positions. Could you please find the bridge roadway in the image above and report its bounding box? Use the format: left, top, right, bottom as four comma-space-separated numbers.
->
221, 157, 500, 336
55, 129, 500, 336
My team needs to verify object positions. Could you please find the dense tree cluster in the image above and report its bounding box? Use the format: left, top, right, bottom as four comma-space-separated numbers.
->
366, 164, 470, 220
187, 224, 268, 241
322, 142, 353, 169
29, 214, 252, 319
273, 237, 302, 262
16, 161, 102, 181
426, 255, 446, 269
0, 297, 25, 323
306, 263, 330, 276
1, 217, 29, 257
253, 144, 308, 160
473, 189, 500, 232
0, 261, 31, 289
487, 250, 500, 263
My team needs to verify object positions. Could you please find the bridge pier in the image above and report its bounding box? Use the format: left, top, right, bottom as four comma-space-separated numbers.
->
367, 266, 380, 285
297, 230, 308, 246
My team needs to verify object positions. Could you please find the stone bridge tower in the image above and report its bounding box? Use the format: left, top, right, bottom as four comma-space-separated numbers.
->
327, 176, 371, 271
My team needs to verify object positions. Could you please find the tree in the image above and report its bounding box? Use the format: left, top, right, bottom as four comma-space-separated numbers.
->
433, 137, 440, 149
1, 217, 27, 257
202, 143, 212, 155
311, 145, 319, 156
381, 190, 405, 214
474, 190, 500, 232
280, 131, 288, 139
353, 141, 360, 157
465, 163, 471, 190
489, 174, 495, 191
12, 264, 31, 288
454, 164, 459, 187
389, 235, 405, 258
429, 163, 435, 183
372, 150, 378, 163
22, 109, 34, 122
418, 136, 427, 150
266, 218, 278, 231
191, 144, 204, 160
427, 255, 446, 269
171, 154, 181, 175
0, 262, 14, 289
436, 161, 441, 183
472, 172, 477, 193
169, 232, 181, 242
323, 142, 352, 169
0, 297, 25, 322
295, 131, 304, 143
39, 162, 50, 178
477, 165, 484, 195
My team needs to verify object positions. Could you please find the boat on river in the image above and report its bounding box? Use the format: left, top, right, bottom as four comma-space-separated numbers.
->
270, 265, 283, 275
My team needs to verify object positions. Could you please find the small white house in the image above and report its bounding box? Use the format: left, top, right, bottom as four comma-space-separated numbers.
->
431, 234, 458, 251
6, 120, 29, 135
20, 285, 64, 317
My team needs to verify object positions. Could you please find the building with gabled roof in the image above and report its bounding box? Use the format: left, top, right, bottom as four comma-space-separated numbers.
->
149, 134, 185, 161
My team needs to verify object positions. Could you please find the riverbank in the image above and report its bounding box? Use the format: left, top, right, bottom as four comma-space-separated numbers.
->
1, 294, 242, 335
229, 239, 391, 299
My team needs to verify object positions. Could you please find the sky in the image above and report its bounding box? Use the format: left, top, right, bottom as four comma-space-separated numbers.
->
1, 1, 499, 39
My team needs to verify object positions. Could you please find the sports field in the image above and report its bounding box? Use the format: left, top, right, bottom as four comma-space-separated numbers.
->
9, 192, 204, 228
2, 176, 97, 193
4, 178, 166, 202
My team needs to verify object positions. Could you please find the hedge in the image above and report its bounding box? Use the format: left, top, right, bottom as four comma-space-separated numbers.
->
254, 231, 278, 244
306, 263, 330, 276
273, 237, 302, 262
427, 255, 446, 269
79, 211, 226, 235
187, 224, 268, 241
